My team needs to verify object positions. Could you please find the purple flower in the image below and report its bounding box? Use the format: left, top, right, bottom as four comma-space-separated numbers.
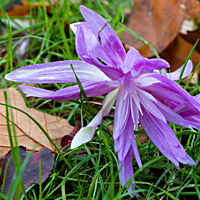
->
5, 5, 198, 195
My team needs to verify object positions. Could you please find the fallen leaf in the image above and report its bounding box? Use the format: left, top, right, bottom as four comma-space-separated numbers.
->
162, 35, 200, 71
184, 71, 198, 85
184, 0, 200, 20
0, 88, 73, 158
121, 0, 185, 57
180, 22, 200, 53
136, 44, 150, 58
1, 146, 54, 196
2, 1, 30, 17
138, 134, 149, 144
0, 0, 59, 17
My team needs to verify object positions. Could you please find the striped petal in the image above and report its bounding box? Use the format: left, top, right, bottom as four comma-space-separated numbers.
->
114, 114, 142, 168
71, 22, 113, 67
144, 73, 200, 109
5, 60, 110, 83
118, 148, 139, 197
167, 60, 193, 80
139, 107, 195, 167
18, 80, 117, 101
124, 47, 170, 77
79, 5, 126, 66
71, 22, 123, 80
113, 86, 130, 140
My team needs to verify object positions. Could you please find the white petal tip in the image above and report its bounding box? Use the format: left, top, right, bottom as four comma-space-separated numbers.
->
4, 74, 9, 80
70, 138, 83, 149
70, 144, 78, 149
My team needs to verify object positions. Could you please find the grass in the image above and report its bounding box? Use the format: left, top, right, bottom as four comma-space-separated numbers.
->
0, 0, 200, 199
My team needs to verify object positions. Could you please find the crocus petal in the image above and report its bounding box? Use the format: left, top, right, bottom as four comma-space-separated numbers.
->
167, 60, 193, 80
131, 88, 142, 116
114, 113, 131, 160
18, 80, 117, 101
171, 100, 200, 130
72, 23, 123, 80
113, 86, 131, 140
173, 101, 200, 118
72, 23, 102, 66
156, 100, 191, 128
118, 148, 139, 196
71, 22, 113, 67
5, 60, 110, 83
139, 107, 196, 167
96, 66, 123, 81
136, 88, 166, 123
105, 80, 121, 87
144, 73, 200, 109
114, 87, 143, 168
130, 96, 139, 131
182, 115, 200, 130
70, 22, 84, 34
135, 75, 161, 87
195, 94, 200, 100
79, 5, 126, 66
147, 85, 188, 105
114, 114, 142, 168
124, 47, 170, 76
131, 134, 142, 169
71, 88, 119, 148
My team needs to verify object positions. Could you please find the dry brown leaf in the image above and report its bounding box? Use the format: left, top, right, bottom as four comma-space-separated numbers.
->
121, 0, 185, 57
162, 35, 200, 71
180, 22, 200, 53
0, 87, 73, 158
136, 44, 150, 58
0, 0, 59, 17
185, 71, 198, 85
184, 0, 200, 20
138, 134, 149, 144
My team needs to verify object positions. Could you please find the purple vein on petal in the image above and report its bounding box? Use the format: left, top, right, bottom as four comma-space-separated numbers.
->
136, 87, 166, 123
18, 80, 117, 101
113, 86, 130, 140
79, 5, 126, 66
5, 60, 110, 84
140, 107, 196, 167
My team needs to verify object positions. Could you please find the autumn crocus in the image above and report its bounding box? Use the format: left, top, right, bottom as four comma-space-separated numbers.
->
5, 5, 198, 194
